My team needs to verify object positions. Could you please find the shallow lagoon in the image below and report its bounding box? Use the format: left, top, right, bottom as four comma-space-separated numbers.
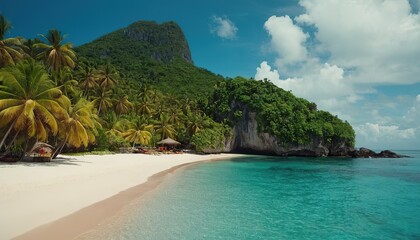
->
87, 151, 420, 239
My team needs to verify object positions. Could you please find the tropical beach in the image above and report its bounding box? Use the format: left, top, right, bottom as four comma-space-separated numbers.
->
1, 0, 420, 239
0, 153, 240, 239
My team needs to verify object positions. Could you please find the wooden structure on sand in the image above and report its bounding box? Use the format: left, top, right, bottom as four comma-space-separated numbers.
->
27, 142, 54, 162
157, 137, 181, 151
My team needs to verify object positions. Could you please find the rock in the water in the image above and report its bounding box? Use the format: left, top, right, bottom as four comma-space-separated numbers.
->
354, 147, 377, 158
353, 148, 408, 158
375, 150, 408, 158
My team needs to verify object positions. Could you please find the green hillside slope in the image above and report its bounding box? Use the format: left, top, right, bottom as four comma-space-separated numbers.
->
76, 21, 223, 98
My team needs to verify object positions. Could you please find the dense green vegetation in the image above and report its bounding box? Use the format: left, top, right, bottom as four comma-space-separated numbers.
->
76, 21, 224, 99
0, 15, 355, 160
206, 77, 355, 147
0, 15, 221, 159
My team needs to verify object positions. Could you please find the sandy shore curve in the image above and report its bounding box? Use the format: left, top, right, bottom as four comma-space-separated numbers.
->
0, 153, 241, 240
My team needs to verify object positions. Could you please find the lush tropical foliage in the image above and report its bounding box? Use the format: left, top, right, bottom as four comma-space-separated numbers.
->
206, 77, 355, 146
76, 20, 224, 98
0, 14, 355, 159
0, 15, 23, 68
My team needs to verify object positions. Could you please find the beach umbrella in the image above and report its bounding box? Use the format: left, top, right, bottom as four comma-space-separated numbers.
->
157, 137, 181, 145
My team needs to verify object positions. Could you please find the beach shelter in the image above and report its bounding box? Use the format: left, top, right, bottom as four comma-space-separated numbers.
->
157, 137, 181, 151
28, 142, 54, 162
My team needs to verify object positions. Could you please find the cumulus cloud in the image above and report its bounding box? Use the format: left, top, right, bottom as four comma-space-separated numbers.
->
294, 13, 313, 25
255, 0, 420, 149
264, 15, 308, 65
210, 15, 238, 40
354, 123, 419, 149
356, 123, 416, 141
255, 61, 280, 82
255, 61, 359, 118
297, 0, 420, 84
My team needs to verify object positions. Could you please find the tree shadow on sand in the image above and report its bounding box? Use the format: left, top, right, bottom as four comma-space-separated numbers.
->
0, 156, 88, 167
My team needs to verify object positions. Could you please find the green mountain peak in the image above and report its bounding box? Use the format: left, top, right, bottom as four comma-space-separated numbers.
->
76, 20, 222, 98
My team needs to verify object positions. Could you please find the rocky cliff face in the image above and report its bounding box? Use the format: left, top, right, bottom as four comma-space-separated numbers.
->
224, 105, 354, 157
218, 106, 407, 158
123, 21, 193, 63
77, 20, 193, 64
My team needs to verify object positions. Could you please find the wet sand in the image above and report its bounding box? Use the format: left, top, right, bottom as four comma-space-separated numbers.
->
0, 153, 240, 239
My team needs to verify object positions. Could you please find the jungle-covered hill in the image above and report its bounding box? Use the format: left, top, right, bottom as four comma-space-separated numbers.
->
76, 21, 223, 98
0, 14, 356, 159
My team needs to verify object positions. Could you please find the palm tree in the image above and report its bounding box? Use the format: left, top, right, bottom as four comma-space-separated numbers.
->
0, 59, 68, 150
53, 98, 100, 158
105, 116, 130, 138
92, 88, 113, 115
0, 15, 23, 68
114, 95, 132, 116
34, 29, 76, 72
156, 113, 175, 140
136, 98, 153, 116
168, 106, 182, 126
122, 117, 153, 147
187, 113, 209, 137
138, 84, 154, 102
21, 38, 42, 59
51, 66, 78, 97
77, 64, 99, 97
97, 63, 118, 90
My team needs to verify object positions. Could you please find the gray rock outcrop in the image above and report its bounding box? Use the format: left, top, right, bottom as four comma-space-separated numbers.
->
223, 105, 354, 157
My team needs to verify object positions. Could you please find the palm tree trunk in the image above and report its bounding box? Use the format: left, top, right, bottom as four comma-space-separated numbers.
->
0, 131, 19, 158
132, 132, 137, 149
52, 134, 69, 159
20, 138, 30, 161
0, 118, 18, 151
98, 101, 102, 115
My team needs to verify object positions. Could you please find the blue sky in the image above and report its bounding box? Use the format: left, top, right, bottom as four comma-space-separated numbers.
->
1, 0, 419, 150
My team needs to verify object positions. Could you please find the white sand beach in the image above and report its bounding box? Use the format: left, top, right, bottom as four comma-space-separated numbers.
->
0, 153, 239, 240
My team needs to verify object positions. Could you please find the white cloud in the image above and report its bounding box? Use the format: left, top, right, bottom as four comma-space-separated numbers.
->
255, 61, 280, 82
255, 61, 358, 119
264, 15, 309, 65
355, 123, 419, 149
297, 0, 420, 84
210, 16, 238, 40
294, 13, 313, 25
255, 0, 420, 149
356, 123, 416, 141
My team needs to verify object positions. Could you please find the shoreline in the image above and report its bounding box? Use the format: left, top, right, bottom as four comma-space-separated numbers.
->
0, 153, 244, 240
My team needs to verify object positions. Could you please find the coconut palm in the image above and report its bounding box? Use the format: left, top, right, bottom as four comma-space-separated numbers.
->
21, 38, 42, 59
51, 66, 78, 97
0, 59, 68, 150
156, 113, 175, 140
34, 29, 76, 72
77, 64, 99, 97
114, 95, 132, 116
122, 117, 153, 147
97, 63, 118, 90
53, 98, 100, 158
105, 116, 130, 138
92, 88, 113, 115
187, 113, 209, 137
138, 84, 154, 102
136, 98, 154, 116
0, 15, 23, 68
168, 107, 182, 126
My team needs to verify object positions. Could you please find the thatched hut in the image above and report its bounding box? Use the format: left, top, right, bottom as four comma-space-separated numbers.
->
157, 137, 181, 151
27, 142, 54, 162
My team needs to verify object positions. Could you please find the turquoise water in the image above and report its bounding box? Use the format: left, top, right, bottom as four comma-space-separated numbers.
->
90, 151, 420, 239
